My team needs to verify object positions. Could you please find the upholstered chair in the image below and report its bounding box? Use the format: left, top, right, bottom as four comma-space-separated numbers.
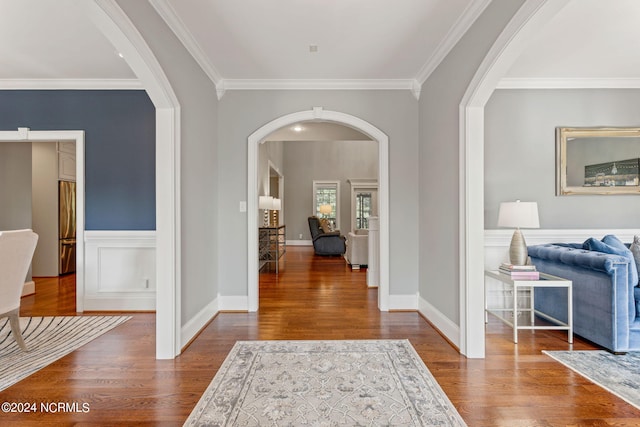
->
0, 229, 39, 351
307, 217, 346, 256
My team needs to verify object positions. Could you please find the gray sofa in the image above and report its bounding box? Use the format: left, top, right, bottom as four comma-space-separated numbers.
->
528, 236, 640, 353
308, 216, 346, 256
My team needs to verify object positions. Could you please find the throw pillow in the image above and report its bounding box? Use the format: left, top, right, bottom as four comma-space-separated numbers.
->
584, 235, 639, 289
630, 235, 640, 286
319, 218, 331, 233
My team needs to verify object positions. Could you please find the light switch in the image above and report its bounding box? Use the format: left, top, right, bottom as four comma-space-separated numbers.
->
239, 201, 247, 212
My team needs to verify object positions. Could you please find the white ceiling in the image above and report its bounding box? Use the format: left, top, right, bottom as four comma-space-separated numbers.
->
1, 0, 639, 91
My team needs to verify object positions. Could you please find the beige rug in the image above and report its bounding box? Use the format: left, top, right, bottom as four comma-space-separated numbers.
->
185, 339, 466, 426
0, 315, 131, 391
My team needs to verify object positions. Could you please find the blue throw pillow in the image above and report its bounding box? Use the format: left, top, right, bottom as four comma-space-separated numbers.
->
584, 235, 639, 289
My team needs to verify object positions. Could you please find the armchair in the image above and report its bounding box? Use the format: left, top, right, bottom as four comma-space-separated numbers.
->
308, 216, 346, 256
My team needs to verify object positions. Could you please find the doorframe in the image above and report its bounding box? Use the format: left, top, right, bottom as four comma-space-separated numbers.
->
248, 107, 390, 311
86, 0, 181, 359
0, 129, 85, 310
459, 0, 570, 357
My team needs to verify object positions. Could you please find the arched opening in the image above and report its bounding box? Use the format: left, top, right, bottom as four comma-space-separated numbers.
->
459, 0, 571, 357
247, 108, 390, 311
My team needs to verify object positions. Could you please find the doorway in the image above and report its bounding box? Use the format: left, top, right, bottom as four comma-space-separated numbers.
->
0, 129, 85, 310
248, 108, 390, 312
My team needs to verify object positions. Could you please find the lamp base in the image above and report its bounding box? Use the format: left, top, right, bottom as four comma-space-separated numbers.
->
509, 228, 529, 266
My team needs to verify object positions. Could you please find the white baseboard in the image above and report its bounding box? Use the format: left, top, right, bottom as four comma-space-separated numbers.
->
389, 293, 418, 310
181, 297, 219, 349
21, 281, 35, 297
218, 295, 249, 311
418, 296, 460, 349
286, 240, 312, 246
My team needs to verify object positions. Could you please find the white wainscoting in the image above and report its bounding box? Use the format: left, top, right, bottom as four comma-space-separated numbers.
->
84, 230, 156, 311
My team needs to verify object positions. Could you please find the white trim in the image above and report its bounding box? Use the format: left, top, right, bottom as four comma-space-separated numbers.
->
459, 0, 571, 358
418, 296, 460, 349
218, 295, 250, 311
286, 240, 313, 246
0, 129, 86, 313
497, 77, 640, 90
87, 0, 181, 359
248, 108, 391, 312
180, 297, 219, 349
389, 293, 419, 310
485, 228, 640, 247
415, 0, 492, 86
0, 79, 142, 90
223, 79, 416, 92
348, 179, 378, 233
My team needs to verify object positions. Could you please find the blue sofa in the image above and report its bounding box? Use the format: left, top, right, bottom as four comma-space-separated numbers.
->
528, 237, 640, 353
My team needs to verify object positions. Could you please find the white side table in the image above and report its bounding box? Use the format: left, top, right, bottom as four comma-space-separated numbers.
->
485, 270, 573, 344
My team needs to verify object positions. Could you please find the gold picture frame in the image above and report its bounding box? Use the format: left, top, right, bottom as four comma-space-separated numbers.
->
556, 127, 640, 195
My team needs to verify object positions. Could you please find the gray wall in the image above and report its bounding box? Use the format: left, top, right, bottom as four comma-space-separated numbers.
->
218, 90, 419, 297
31, 142, 59, 276
118, 0, 220, 325
418, 0, 526, 324
485, 89, 640, 229
0, 142, 31, 231
282, 140, 378, 241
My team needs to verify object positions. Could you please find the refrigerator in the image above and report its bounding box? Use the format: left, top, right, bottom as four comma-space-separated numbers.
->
59, 180, 76, 275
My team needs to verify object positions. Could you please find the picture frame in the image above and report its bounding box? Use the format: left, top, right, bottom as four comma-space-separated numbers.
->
556, 127, 640, 195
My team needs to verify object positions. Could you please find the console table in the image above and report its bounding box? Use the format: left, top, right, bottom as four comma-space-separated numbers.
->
259, 225, 286, 273
485, 269, 573, 344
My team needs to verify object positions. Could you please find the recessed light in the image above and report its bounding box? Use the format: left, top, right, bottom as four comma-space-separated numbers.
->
117, 52, 125, 59
309, 45, 318, 53
293, 125, 303, 132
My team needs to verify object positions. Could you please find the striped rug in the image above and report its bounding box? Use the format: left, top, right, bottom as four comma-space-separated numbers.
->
0, 315, 130, 391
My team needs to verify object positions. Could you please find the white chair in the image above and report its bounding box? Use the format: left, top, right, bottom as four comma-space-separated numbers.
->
346, 230, 369, 269
0, 229, 39, 351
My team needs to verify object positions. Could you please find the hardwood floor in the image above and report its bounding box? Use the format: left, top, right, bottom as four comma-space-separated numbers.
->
4, 246, 639, 426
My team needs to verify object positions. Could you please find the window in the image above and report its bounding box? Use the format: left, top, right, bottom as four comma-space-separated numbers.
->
313, 181, 340, 230
355, 192, 372, 229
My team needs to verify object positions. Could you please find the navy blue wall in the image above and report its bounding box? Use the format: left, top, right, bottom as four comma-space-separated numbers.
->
0, 90, 155, 230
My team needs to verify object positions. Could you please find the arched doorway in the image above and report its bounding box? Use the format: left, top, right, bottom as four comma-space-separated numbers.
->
459, 0, 571, 357
247, 107, 390, 311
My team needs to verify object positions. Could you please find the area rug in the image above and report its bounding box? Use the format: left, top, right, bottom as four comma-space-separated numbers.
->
543, 350, 640, 409
0, 315, 131, 391
184, 339, 466, 426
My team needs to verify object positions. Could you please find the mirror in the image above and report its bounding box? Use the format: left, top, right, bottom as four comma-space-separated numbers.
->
556, 127, 640, 195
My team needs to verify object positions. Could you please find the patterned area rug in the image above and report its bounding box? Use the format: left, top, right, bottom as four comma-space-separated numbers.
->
185, 339, 466, 426
543, 350, 640, 409
0, 316, 131, 391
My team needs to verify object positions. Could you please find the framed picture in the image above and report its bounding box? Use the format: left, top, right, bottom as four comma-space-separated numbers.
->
556, 127, 640, 195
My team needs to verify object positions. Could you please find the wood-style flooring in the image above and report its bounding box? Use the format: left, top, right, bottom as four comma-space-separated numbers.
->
3, 246, 640, 426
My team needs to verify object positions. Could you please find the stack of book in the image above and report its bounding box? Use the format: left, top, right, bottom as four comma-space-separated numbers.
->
499, 262, 539, 279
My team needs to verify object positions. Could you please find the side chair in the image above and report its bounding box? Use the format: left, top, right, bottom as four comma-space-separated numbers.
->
0, 229, 39, 351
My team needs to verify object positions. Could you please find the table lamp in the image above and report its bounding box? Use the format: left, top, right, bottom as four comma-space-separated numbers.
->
271, 198, 281, 226
259, 196, 273, 227
497, 200, 539, 266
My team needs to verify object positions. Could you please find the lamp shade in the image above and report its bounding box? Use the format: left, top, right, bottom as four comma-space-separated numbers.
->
497, 201, 539, 229
259, 196, 273, 210
271, 198, 281, 211
319, 204, 332, 215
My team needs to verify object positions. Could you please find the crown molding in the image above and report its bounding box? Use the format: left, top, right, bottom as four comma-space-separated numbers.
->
222, 78, 418, 92
149, 0, 224, 95
0, 79, 143, 90
415, 0, 492, 86
497, 77, 640, 89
